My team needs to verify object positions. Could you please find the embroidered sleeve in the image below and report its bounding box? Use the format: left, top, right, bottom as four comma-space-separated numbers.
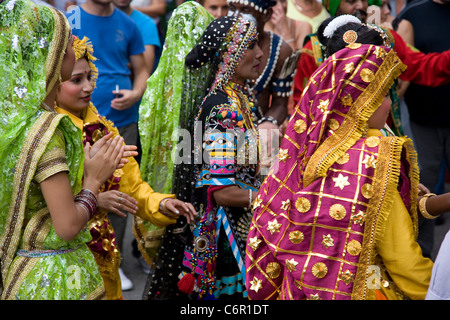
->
34, 128, 69, 183
203, 104, 238, 186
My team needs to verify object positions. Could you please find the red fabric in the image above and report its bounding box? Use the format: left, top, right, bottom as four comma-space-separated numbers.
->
390, 29, 450, 87
293, 30, 450, 107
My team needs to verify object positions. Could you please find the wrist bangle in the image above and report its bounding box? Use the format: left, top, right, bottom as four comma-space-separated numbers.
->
74, 188, 98, 222
257, 116, 278, 126
159, 198, 178, 219
248, 189, 253, 208
419, 193, 437, 219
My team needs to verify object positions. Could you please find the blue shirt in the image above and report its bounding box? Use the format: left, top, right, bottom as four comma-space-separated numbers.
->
130, 9, 160, 48
69, 7, 145, 128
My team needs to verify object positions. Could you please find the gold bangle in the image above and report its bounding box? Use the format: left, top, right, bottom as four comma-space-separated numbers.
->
159, 198, 178, 219
419, 193, 437, 219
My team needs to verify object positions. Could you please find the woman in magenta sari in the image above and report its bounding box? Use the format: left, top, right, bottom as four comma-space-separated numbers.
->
245, 21, 433, 300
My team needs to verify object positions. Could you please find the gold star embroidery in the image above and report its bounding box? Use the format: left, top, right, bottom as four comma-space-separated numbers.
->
343, 62, 355, 73
322, 234, 334, 249
332, 173, 350, 190
374, 46, 387, 59
309, 293, 322, 300
249, 277, 263, 293
281, 199, 290, 211
362, 154, 377, 169
248, 236, 262, 251
317, 99, 330, 113
278, 148, 291, 162
340, 270, 355, 285
252, 194, 263, 210
341, 93, 353, 107
286, 258, 298, 272
267, 219, 282, 234
352, 210, 366, 225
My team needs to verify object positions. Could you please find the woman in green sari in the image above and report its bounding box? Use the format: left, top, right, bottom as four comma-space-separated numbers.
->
0, 0, 127, 300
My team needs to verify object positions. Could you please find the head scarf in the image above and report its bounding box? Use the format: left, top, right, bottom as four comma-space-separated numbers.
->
0, 0, 81, 285
186, 15, 258, 99
246, 44, 414, 300
138, 1, 214, 194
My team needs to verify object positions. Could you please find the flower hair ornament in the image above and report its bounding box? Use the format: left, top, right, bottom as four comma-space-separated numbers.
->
323, 14, 362, 39
72, 35, 99, 87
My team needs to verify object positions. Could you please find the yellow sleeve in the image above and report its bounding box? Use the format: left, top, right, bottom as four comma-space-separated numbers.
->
118, 157, 176, 228
376, 191, 433, 299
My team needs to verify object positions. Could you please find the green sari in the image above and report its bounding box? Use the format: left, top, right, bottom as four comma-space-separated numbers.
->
0, 0, 103, 300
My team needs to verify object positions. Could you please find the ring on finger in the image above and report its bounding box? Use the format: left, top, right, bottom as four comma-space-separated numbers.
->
118, 197, 123, 203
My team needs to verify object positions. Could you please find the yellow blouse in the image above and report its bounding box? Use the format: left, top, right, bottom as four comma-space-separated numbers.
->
369, 129, 433, 300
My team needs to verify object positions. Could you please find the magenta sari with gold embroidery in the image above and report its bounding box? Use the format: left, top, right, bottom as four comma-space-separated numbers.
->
245, 44, 421, 300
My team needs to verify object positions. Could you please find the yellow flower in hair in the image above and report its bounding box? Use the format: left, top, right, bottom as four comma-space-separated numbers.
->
72, 36, 99, 87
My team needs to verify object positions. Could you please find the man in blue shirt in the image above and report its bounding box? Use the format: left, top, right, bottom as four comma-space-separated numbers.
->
113, 0, 161, 74
68, 0, 148, 147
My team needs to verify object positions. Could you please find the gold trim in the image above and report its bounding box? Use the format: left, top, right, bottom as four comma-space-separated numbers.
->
303, 46, 406, 187
0, 113, 64, 286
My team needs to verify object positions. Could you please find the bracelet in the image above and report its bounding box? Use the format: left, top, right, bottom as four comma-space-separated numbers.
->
419, 193, 437, 219
257, 116, 278, 126
74, 188, 98, 222
159, 198, 178, 219
248, 189, 253, 208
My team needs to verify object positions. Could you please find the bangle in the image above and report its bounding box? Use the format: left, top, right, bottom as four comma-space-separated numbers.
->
74, 188, 98, 222
248, 189, 253, 208
257, 116, 278, 126
159, 198, 178, 219
419, 193, 437, 219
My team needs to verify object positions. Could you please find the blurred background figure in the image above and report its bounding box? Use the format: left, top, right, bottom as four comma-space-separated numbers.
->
198, 0, 229, 18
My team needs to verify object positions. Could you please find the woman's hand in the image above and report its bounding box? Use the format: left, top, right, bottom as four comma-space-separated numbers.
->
83, 134, 124, 192
161, 198, 197, 224
89, 133, 138, 169
98, 190, 138, 217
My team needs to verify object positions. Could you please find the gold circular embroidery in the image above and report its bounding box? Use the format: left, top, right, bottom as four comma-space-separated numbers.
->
347, 239, 362, 256
365, 136, 380, 148
312, 262, 328, 278
294, 119, 307, 133
328, 119, 339, 131
347, 43, 361, 49
335, 153, 350, 165
289, 230, 304, 244
295, 197, 311, 213
360, 68, 375, 82
329, 204, 346, 220
266, 262, 281, 279
361, 183, 374, 199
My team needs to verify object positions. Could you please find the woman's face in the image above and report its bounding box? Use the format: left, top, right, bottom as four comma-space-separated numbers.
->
231, 37, 263, 84
368, 92, 392, 129
56, 58, 94, 118
60, 35, 76, 82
